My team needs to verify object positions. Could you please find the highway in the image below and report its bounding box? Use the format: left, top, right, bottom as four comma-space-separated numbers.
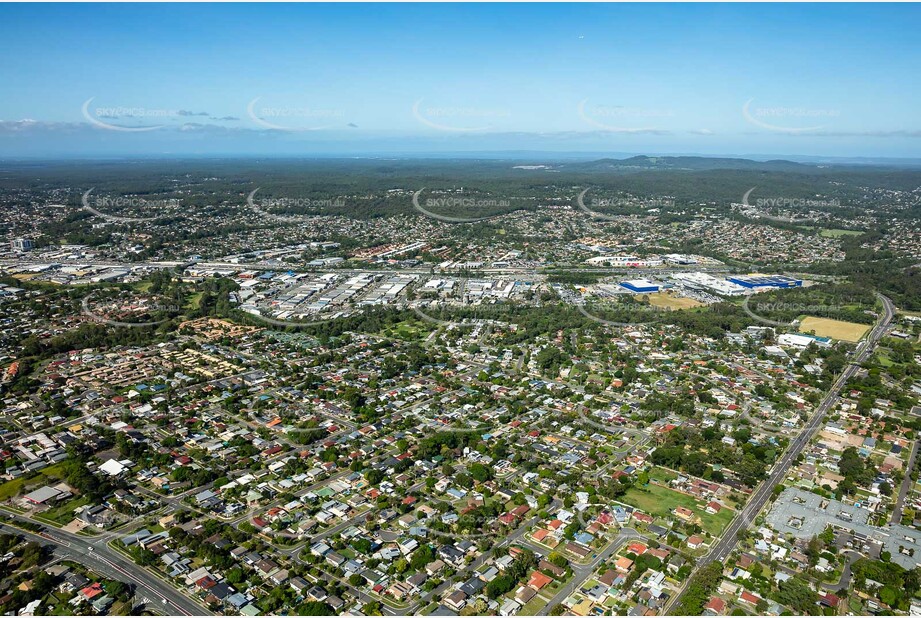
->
0, 257, 734, 280
664, 293, 894, 614
0, 514, 211, 616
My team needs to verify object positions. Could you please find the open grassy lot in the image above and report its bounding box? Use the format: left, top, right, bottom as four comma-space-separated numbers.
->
36, 495, 91, 525
519, 590, 553, 615
619, 482, 734, 536
387, 320, 432, 340
645, 292, 704, 310
185, 291, 204, 310
0, 462, 68, 501
798, 316, 871, 342
875, 348, 895, 367
819, 228, 863, 238
648, 468, 678, 483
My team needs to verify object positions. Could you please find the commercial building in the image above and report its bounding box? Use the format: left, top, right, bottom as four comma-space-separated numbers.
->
727, 275, 803, 289
22, 484, 71, 505
670, 272, 747, 296
767, 487, 921, 570
585, 255, 664, 267
778, 333, 831, 349
619, 279, 660, 293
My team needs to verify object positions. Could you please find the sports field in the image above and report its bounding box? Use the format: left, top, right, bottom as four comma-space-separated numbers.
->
799, 316, 870, 342
646, 292, 704, 310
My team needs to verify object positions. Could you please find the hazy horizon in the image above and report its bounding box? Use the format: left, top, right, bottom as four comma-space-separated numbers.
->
1, 3, 919, 159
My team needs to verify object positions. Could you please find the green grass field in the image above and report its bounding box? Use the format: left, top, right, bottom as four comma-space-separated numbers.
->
0, 477, 27, 502
875, 349, 895, 367
819, 228, 863, 238
620, 482, 734, 536
0, 462, 67, 501
648, 468, 678, 483
36, 495, 91, 525
185, 291, 204, 310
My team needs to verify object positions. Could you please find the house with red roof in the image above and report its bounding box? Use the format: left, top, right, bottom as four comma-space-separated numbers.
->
703, 596, 726, 615
820, 593, 840, 608
528, 571, 552, 591
632, 511, 654, 524
615, 557, 634, 572
78, 583, 104, 602
511, 505, 530, 518
196, 576, 217, 590
627, 542, 647, 555
532, 529, 550, 543
739, 591, 762, 606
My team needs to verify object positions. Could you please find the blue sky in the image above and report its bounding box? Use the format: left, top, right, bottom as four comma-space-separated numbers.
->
1, 3, 919, 158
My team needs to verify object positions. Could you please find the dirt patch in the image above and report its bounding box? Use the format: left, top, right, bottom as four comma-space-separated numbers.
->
645, 292, 704, 310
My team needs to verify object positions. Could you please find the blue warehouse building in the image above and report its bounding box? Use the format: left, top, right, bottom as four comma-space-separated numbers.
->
619, 279, 660, 293
727, 275, 802, 289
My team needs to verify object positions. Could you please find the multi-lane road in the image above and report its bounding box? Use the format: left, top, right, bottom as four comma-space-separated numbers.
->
0, 515, 210, 616
665, 293, 894, 614
3, 253, 899, 617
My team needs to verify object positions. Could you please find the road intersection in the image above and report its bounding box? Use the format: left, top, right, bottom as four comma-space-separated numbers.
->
664, 293, 894, 614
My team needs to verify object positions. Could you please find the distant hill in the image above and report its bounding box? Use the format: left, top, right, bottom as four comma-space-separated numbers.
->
572, 155, 812, 173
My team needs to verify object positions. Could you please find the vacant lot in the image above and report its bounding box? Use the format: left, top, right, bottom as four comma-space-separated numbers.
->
799, 316, 871, 342
619, 480, 734, 536
819, 228, 863, 238
0, 462, 67, 501
645, 292, 704, 310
